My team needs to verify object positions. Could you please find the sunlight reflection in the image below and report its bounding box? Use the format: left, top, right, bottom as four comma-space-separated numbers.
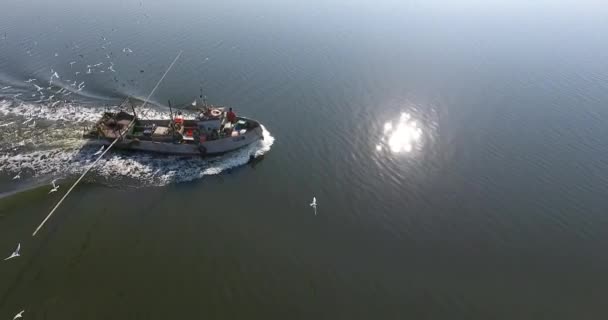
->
376, 112, 422, 153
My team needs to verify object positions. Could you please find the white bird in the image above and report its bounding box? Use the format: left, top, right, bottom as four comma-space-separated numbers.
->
51, 101, 61, 108
12, 171, 21, 180
106, 54, 111, 59
93, 62, 103, 67
78, 81, 85, 88
4, 243, 20, 261
22, 118, 33, 125
25, 78, 36, 83
52, 71, 60, 79
29, 120, 36, 128
1, 86, 12, 90
86, 68, 91, 74
48, 95, 55, 100
122, 47, 133, 53
77, 85, 85, 91
94, 145, 105, 155
69, 61, 76, 67
49, 179, 59, 193
54, 52, 59, 57
0, 121, 15, 127
13, 93, 22, 98
13, 310, 24, 320
108, 65, 116, 72
310, 197, 317, 215
74, 71, 80, 75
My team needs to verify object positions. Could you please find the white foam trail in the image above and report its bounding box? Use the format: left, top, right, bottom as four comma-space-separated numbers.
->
0, 99, 275, 187
0, 126, 274, 187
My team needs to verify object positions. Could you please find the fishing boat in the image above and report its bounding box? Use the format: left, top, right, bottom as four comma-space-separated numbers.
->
83, 100, 264, 156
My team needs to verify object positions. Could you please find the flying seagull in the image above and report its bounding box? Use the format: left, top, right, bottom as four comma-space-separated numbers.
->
4, 243, 20, 261
94, 145, 105, 155
13, 310, 24, 320
1, 86, 12, 90
310, 197, 317, 215
49, 179, 59, 193
12, 171, 21, 180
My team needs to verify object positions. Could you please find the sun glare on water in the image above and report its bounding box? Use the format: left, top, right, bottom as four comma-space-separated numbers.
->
377, 112, 422, 153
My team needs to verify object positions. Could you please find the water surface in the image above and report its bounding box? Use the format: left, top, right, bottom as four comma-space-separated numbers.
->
2, 0, 608, 318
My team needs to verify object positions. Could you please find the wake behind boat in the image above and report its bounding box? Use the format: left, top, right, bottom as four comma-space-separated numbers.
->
83, 99, 264, 156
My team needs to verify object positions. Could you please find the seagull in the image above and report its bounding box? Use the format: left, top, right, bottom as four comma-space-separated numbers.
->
4, 243, 20, 261
94, 145, 105, 155
106, 54, 111, 59
25, 78, 36, 83
78, 81, 84, 88
74, 71, 80, 75
14, 93, 22, 98
49, 95, 55, 100
1, 86, 12, 90
86, 68, 91, 74
93, 62, 103, 67
13, 310, 24, 320
77, 85, 85, 91
310, 197, 317, 215
22, 118, 33, 125
49, 179, 59, 193
51, 69, 59, 79
12, 171, 21, 180
29, 120, 36, 128
108, 65, 116, 72
33, 84, 43, 91
122, 47, 133, 53
69, 61, 76, 67
51, 100, 61, 108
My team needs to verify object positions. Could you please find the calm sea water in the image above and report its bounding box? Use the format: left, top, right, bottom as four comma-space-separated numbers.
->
2, 0, 608, 318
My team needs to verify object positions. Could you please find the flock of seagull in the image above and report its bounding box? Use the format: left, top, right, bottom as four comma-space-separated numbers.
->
0, 3, 159, 318
1, 6, 297, 318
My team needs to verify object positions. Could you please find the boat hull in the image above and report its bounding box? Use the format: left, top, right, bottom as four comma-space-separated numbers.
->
85, 120, 264, 156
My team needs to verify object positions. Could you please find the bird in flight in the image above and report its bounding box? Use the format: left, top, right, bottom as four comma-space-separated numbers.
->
49, 179, 59, 194
13, 310, 24, 320
310, 197, 317, 215
12, 171, 21, 180
4, 243, 21, 261
94, 145, 105, 156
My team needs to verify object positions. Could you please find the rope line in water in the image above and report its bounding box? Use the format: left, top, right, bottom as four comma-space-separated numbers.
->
32, 50, 183, 237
